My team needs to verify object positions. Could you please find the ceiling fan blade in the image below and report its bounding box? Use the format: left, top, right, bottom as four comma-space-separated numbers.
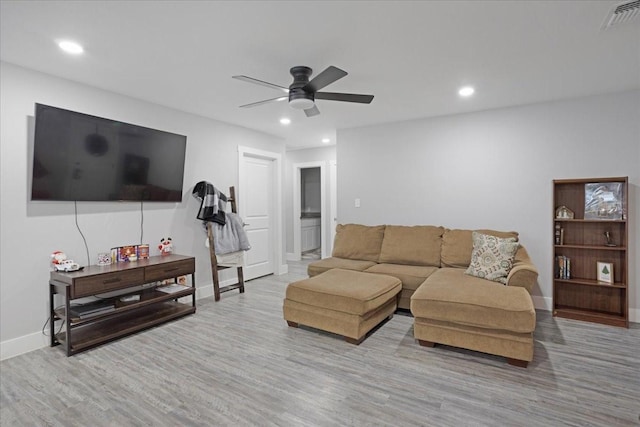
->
239, 96, 288, 108
315, 92, 374, 104
304, 66, 348, 92
304, 105, 320, 117
232, 75, 289, 93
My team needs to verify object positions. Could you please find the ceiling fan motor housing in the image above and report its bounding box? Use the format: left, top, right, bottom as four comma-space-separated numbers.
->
289, 66, 315, 109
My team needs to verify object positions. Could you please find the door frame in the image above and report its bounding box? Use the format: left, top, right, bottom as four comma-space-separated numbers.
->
238, 146, 286, 275
292, 161, 328, 260
329, 159, 337, 256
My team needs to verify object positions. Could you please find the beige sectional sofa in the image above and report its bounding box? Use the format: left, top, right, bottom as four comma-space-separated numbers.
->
307, 224, 539, 366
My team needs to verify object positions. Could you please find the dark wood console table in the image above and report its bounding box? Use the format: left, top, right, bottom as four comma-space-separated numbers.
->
49, 254, 196, 356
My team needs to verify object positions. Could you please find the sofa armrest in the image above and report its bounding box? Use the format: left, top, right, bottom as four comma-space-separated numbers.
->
506, 246, 538, 294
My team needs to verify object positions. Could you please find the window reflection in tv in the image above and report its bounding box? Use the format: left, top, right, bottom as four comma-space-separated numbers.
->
31, 104, 187, 202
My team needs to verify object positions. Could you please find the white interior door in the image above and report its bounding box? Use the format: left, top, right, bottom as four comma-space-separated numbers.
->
240, 154, 275, 279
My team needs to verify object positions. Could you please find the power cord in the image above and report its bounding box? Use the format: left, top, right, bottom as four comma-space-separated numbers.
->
41, 305, 66, 337
74, 201, 91, 267
140, 200, 144, 245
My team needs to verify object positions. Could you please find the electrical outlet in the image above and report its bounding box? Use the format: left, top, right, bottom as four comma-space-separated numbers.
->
355, 198, 361, 208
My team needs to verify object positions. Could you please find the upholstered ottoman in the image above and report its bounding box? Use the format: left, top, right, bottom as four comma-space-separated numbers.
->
410, 269, 536, 367
283, 269, 402, 344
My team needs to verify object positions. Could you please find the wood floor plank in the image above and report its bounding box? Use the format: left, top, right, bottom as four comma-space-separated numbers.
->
1, 260, 639, 426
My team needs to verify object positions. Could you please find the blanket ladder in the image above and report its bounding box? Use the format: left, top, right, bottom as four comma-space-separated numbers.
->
206, 186, 245, 301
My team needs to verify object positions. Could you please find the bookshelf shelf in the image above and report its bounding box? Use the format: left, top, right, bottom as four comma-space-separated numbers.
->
554, 244, 626, 251
554, 278, 626, 289
552, 177, 628, 328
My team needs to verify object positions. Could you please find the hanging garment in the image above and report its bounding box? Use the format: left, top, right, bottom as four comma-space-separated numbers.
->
193, 181, 227, 225
212, 212, 251, 255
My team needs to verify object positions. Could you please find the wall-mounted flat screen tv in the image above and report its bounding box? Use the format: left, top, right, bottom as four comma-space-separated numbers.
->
31, 104, 187, 202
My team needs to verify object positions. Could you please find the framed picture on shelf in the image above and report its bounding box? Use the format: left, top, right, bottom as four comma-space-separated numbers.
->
596, 262, 614, 284
584, 182, 624, 220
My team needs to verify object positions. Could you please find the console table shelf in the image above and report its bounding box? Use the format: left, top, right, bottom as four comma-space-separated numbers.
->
56, 302, 195, 353
49, 254, 196, 356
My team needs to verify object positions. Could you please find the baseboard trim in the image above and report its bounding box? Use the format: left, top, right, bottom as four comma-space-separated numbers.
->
1, 331, 50, 361
532, 295, 552, 312
278, 263, 289, 275
287, 253, 301, 262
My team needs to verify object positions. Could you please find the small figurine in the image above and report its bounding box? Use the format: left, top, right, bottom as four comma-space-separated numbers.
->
604, 231, 616, 247
51, 251, 67, 266
50, 251, 81, 272
158, 237, 173, 255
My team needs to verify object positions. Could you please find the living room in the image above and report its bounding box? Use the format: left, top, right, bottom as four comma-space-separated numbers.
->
1, 1, 639, 425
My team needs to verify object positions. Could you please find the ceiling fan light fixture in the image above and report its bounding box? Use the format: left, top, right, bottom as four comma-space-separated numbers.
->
234, 65, 373, 117
289, 97, 315, 110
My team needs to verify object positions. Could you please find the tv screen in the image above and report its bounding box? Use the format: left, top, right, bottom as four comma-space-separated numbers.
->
31, 104, 187, 202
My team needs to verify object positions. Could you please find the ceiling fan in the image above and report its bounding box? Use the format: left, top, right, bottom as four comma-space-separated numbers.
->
232, 66, 374, 117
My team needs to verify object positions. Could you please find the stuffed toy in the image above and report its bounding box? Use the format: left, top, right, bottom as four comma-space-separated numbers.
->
51, 251, 67, 265
158, 237, 173, 255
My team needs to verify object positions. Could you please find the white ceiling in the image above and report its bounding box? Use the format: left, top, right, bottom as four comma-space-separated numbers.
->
1, 1, 639, 150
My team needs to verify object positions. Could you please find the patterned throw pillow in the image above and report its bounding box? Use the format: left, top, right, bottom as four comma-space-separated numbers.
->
464, 232, 519, 284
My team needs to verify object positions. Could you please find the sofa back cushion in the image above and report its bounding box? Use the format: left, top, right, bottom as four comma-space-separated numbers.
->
332, 224, 386, 262
441, 229, 519, 268
379, 225, 444, 266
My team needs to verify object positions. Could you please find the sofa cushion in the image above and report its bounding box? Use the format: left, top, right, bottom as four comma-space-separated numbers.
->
410, 268, 535, 333
308, 257, 377, 277
286, 269, 401, 316
332, 224, 386, 262
465, 232, 519, 284
364, 263, 438, 290
441, 229, 519, 268
379, 225, 444, 266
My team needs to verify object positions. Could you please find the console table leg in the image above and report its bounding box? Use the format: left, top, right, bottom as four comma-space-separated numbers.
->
49, 283, 56, 347
64, 293, 72, 356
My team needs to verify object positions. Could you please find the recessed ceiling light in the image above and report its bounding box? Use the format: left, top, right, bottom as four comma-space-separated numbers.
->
58, 40, 84, 55
458, 86, 475, 97
279, 118, 291, 125
322, 138, 331, 144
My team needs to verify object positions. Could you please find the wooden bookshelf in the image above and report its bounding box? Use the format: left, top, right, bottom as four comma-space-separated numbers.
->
552, 177, 628, 327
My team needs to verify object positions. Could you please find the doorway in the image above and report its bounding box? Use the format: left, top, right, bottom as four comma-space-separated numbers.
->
292, 161, 328, 261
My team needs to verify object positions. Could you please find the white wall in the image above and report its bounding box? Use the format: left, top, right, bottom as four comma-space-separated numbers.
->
0, 62, 286, 359
337, 90, 639, 320
284, 146, 336, 254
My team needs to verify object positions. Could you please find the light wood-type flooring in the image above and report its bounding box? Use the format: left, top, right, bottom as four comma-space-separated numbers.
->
1, 260, 639, 426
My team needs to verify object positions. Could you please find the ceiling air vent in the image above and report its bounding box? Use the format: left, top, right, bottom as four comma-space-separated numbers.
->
601, 0, 640, 30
